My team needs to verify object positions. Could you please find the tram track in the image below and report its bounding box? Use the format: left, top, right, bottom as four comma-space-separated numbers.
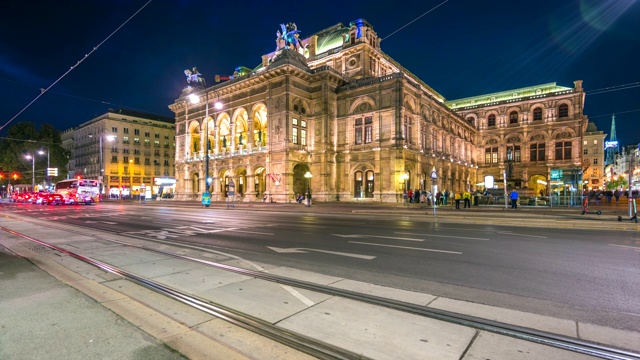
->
2, 214, 640, 360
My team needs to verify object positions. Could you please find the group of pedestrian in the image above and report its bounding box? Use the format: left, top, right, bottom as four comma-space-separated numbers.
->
453, 190, 472, 209
404, 189, 433, 206
584, 189, 621, 204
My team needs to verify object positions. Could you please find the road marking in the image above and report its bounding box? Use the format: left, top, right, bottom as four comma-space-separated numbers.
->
496, 231, 547, 238
332, 234, 425, 241
608, 244, 640, 251
267, 246, 375, 259
395, 232, 489, 241
349, 241, 462, 254
85, 220, 117, 224
230, 229, 274, 235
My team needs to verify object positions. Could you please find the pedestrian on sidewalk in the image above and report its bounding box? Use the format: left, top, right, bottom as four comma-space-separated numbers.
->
510, 189, 519, 209
454, 191, 461, 209
463, 190, 471, 208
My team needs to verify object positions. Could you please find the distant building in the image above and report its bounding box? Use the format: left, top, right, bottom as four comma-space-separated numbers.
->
65, 109, 176, 198
605, 114, 619, 166
608, 144, 640, 190
446, 81, 589, 199
582, 122, 606, 190
170, 19, 592, 203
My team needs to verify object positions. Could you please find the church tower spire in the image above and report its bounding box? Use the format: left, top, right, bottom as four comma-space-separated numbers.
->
605, 114, 618, 165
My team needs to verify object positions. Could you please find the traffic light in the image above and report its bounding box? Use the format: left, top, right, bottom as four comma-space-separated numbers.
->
76, 175, 81, 180
12, 173, 18, 180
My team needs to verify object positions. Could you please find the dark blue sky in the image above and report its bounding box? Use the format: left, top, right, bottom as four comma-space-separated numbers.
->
1, 0, 639, 144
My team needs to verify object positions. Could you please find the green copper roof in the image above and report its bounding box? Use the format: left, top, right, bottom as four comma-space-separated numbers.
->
445, 82, 574, 110
314, 23, 349, 54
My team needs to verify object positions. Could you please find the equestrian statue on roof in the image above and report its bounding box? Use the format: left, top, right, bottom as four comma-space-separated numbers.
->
277, 22, 302, 51
184, 67, 206, 87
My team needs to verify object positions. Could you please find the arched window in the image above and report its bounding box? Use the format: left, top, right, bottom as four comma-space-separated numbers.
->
533, 107, 542, 121
558, 104, 569, 118
466, 116, 475, 126
509, 111, 518, 124
354, 171, 363, 198
365, 170, 374, 198
487, 114, 496, 127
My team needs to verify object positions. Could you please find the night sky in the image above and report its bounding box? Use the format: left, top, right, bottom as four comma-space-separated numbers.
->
1, 0, 639, 144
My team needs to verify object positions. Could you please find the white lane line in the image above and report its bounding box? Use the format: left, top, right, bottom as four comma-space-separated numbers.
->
496, 231, 547, 238
139, 239, 316, 307
609, 244, 640, 251
228, 229, 275, 235
369, 235, 425, 242
395, 232, 489, 241
349, 241, 462, 254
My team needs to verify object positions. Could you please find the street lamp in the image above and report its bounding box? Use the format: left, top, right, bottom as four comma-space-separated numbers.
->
89, 134, 115, 196
430, 166, 438, 216
304, 171, 313, 207
25, 154, 36, 189
129, 159, 133, 199
402, 173, 409, 205
38, 146, 49, 189
190, 91, 222, 200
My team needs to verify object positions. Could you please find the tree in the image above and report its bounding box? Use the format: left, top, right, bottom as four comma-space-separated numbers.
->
0, 122, 70, 187
605, 175, 628, 190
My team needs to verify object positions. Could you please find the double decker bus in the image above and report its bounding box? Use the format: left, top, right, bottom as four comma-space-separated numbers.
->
55, 179, 102, 204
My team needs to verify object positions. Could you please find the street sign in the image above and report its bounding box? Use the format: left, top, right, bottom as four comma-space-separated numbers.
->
202, 191, 211, 207
47, 168, 58, 176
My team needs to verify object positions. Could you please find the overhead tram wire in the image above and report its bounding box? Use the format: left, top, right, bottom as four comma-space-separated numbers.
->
0, 76, 152, 114
0, 0, 153, 133
381, 0, 450, 41
587, 81, 640, 96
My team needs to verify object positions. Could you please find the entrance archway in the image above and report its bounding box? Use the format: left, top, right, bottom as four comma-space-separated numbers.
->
529, 174, 547, 196
293, 164, 310, 197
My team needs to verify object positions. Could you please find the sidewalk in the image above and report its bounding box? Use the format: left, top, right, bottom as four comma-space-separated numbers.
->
0, 244, 189, 360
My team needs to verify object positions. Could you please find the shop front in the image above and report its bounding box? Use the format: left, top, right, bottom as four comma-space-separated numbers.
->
154, 177, 176, 199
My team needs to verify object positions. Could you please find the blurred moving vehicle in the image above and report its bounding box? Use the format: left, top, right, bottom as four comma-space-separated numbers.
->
45, 193, 64, 205
55, 179, 102, 205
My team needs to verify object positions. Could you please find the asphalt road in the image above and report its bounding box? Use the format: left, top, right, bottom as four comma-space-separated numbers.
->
3, 200, 640, 332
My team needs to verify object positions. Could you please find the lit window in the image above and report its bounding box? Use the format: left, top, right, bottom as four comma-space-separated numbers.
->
485, 147, 498, 164
292, 118, 307, 145
506, 145, 521, 162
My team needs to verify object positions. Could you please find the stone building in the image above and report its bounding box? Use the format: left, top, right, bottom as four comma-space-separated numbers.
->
69, 109, 176, 198
582, 122, 606, 190
170, 19, 589, 203
446, 81, 589, 198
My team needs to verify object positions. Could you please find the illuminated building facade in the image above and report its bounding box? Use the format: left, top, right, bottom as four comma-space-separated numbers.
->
582, 122, 606, 190
69, 109, 176, 198
170, 19, 589, 202
446, 82, 589, 198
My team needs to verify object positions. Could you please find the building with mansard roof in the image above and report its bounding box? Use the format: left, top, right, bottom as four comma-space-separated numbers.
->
446, 82, 590, 198
169, 19, 590, 203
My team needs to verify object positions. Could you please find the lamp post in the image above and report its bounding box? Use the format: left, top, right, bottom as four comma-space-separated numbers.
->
89, 134, 114, 196
304, 171, 313, 207
430, 167, 438, 216
25, 154, 35, 189
190, 90, 222, 203
129, 159, 133, 200
38, 146, 49, 190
